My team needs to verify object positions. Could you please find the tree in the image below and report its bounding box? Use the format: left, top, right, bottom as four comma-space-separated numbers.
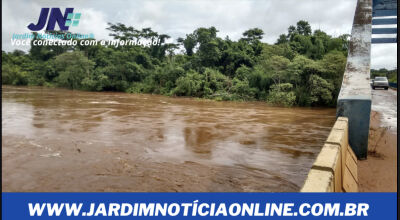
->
2, 20, 348, 107
288, 25, 297, 41
203, 68, 231, 96
53, 51, 94, 89
172, 70, 204, 96
267, 83, 296, 107
194, 27, 221, 67
296, 20, 312, 36
308, 74, 334, 105
107, 23, 140, 40
315, 51, 346, 105
230, 78, 256, 101
262, 55, 290, 85
12, 50, 26, 56
29, 31, 74, 61
2, 63, 28, 85
242, 28, 264, 42
276, 34, 288, 44
177, 34, 197, 56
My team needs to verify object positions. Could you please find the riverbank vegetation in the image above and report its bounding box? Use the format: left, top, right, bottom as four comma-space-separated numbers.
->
371, 68, 397, 83
2, 20, 349, 107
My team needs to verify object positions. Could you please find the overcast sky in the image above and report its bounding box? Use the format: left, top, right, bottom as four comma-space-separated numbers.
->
2, 0, 397, 69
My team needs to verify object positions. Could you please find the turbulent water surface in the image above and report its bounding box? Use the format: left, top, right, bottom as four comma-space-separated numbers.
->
2, 86, 336, 192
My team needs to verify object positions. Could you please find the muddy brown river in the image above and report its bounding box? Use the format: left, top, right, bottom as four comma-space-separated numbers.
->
2, 86, 336, 192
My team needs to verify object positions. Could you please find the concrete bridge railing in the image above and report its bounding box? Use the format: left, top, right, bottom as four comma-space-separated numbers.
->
301, 117, 358, 192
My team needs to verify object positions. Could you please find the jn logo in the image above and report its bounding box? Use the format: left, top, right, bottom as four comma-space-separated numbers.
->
28, 8, 81, 31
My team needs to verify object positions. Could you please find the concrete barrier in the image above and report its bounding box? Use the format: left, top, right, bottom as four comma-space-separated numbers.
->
301, 117, 358, 192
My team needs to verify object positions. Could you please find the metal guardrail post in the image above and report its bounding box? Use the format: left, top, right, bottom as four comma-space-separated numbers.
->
336, 0, 372, 159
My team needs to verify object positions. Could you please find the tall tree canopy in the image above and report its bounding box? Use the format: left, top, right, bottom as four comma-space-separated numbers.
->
3, 20, 349, 107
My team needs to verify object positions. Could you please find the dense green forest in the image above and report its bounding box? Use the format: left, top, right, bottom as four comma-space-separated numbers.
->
371, 68, 397, 83
2, 20, 350, 107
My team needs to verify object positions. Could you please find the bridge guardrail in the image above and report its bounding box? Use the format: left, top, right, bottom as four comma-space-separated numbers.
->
388, 82, 397, 88
301, 117, 358, 192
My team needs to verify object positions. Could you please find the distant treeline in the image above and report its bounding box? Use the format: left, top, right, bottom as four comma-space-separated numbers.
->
2, 20, 349, 107
371, 68, 397, 83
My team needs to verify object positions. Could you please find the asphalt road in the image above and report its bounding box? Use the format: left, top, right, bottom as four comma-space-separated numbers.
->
371, 88, 397, 134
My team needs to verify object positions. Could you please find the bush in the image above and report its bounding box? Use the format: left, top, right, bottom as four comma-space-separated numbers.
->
203, 68, 231, 97
172, 70, 204, 96
53, 51, 94, 90
308, 74, 334, 105
230, 78, 257, 101
267, 83, 296, 107
2, 63, 28, 85
126, 80, 157, 94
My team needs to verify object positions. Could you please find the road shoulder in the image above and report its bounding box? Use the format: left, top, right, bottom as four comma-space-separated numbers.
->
358, 110, 397, 192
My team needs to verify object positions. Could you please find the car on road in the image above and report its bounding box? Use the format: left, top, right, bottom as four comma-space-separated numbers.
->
372, 77, 389, 90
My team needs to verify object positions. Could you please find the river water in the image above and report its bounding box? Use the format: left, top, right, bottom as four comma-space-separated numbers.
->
2, 86, 336, 192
